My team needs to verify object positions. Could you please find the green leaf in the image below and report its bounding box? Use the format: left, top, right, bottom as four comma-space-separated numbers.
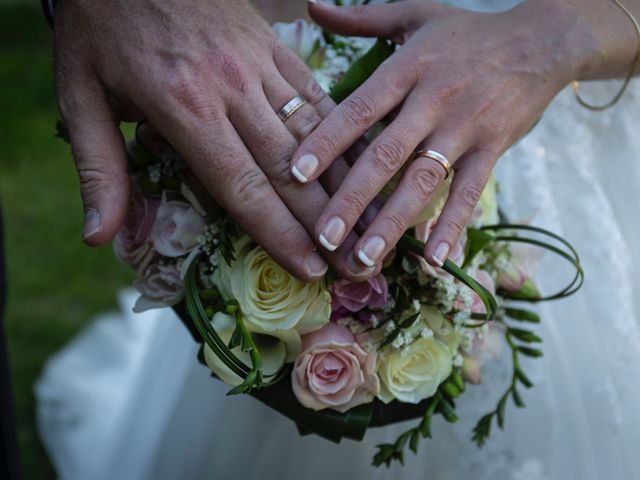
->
515, 368, 534, 388
198, 288, 221, 302
497, 395, 507, 430
409, 429, 421, 454
226, 369, 257, 396
472, 413, 493, 447
463, 228, 495, 268
228, 325, 242, 349
420, 413, 432, 439
450, 369, 466, 392
329, 39, 395, 103
438, 397, 459, 423
441, 382, 461, 399
399, 312, 420, 329
508, 327, 543, 343
504, 307, 540, 323
517, 346, 544, 358
512, 388, 526, 408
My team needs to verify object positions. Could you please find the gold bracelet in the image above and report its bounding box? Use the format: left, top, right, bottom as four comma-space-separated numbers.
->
572, 0, 640, 111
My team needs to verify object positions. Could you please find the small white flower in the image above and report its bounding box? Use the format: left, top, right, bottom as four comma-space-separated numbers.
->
420, 327, 434, 339
453, 354, 464, 367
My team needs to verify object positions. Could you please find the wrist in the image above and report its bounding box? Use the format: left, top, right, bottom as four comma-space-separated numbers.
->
508, 0, 603, 83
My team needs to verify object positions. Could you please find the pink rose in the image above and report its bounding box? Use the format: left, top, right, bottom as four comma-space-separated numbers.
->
414, 217, 466, 278
330, 274, 388, 321
292, 323, 380, 413
113, 193, 160, 268
150, 196, 206, 257
133, 262, 184, 312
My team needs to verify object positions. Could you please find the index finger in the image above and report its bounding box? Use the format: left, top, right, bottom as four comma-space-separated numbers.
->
149, 108, 328, 283
289, 54, 416, 184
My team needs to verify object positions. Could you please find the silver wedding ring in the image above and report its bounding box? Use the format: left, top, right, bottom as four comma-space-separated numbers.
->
277, 95, 307, 123
415, 149, 452, 179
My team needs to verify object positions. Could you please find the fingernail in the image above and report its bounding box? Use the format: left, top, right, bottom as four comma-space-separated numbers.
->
358, 236, 386, 267
432, 242, 450, 267
291, 154, 319, 183
306, 251, 329, 277
347, 252, 375, 278
307, 0, 318, 4
83, 208, 102, 240
319, 217, 346, 251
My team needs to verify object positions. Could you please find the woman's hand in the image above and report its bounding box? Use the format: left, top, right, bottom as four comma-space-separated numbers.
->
291, 0, 600, 269
54, 0, 377, 282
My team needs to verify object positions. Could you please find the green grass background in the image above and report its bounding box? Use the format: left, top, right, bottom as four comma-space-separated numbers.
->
0, 2, 134, 477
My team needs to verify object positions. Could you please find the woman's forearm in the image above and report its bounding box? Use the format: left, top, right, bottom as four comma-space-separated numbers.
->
518, 0, 640, 80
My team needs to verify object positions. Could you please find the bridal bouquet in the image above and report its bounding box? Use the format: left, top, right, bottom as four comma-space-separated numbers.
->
108, 17, 583, 467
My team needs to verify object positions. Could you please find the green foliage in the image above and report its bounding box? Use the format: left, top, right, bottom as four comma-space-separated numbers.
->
471, 318, 542, 447
372, 373, 465, 467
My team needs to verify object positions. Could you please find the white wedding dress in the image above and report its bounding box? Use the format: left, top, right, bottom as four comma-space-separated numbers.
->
35, 1, 640, 479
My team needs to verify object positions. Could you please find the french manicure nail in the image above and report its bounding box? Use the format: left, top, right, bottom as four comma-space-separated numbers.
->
432, 242, 450, 267
306, 251, 329, 277
358, 235, 386, 267
291, 154, 319, 183
347, 252, 375, 278
83, 208, 102, 240
307, 0, 318, 4
319, 217, 346, 251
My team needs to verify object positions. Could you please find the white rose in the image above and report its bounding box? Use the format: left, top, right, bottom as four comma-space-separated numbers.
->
378, 336, 453, 404
377, 307, 459, 404
204, 312, 301, 386
213, 235, 331, 335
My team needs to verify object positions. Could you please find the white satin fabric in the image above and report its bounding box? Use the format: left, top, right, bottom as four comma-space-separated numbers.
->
36, 1, 640, 478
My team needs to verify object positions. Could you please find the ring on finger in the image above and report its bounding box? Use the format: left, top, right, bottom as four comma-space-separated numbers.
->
277, 95, 307, 123
415, 149, 452, 179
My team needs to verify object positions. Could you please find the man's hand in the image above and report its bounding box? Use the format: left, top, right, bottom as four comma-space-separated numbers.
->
54, 0, 374, 282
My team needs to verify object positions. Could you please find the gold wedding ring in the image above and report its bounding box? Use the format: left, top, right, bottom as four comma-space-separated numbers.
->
415, 149, 452, 179
277, 95, 307, 122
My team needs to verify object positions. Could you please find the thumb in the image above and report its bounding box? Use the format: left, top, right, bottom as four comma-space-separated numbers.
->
58, 76, 130, 247
308, 0, 422, 41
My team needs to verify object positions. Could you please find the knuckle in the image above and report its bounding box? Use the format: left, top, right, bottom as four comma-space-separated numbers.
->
341, 94, 377, 127
444, 217, 466, 236
384, 212, 409, 236
457, 182, 484, 210
76, 161, 124, 196
164, 72, 218, 121
273, 220, 308, 254
409, 165, 442, 200
434, 81, 464, 108
309, 131, 339, 158
209, 50, 249, 95
304, 77, 328, 106
289, 108, 321, 141
229, 169, 271, 206
267, 150, 297, 187
341, 189, 369, 218
371, 139, 407, 175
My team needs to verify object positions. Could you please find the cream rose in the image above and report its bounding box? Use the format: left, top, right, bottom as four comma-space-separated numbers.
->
204, 312, 301, 386
213, 236, 331, 335
378, 307, 459, 404
292, 322, 379, 413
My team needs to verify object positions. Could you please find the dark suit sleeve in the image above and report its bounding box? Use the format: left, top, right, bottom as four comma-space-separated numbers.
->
0, 209, 21, 480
